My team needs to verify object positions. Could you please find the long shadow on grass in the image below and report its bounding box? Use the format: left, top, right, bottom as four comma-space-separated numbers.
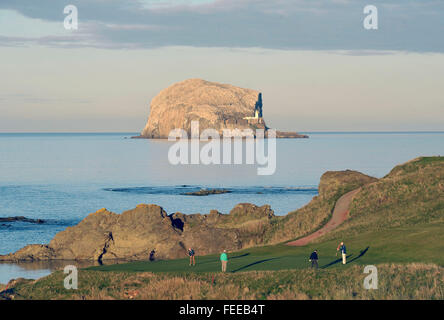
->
230, 253, 250, 260
321, 254, 353, 269
320, 247, 370, 269
347, 247, 370, 264
230, 258, 280, 273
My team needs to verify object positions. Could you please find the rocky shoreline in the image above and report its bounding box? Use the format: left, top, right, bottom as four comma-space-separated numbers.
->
0, 203, 275, 263
132, 132, 309, 139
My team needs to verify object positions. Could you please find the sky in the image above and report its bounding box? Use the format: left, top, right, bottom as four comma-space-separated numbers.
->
0, 0, 443, 132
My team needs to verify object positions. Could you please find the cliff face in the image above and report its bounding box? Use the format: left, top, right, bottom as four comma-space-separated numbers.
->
140, 78, 266, 138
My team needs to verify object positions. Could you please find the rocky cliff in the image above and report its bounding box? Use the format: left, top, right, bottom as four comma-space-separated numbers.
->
137, 78, 307, 138
0, 203, 274, 262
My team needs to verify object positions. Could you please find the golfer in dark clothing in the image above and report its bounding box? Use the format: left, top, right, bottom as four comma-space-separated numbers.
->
309, 250, 319, 269
149, 249, 156, 261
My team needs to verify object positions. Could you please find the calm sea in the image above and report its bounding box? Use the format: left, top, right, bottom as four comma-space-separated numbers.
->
0, 132, 443, 282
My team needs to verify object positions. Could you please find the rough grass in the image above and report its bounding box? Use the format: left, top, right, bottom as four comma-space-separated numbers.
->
321, 156, 444, 241
3, 264, 442, 300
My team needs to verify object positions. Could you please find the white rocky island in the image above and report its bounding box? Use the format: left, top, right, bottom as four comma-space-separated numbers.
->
134, 79, 308, 139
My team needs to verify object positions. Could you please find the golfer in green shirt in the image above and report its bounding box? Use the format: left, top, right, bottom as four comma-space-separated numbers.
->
220, 250, 228, 272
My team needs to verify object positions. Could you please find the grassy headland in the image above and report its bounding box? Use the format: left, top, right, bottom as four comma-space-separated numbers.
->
319, 156, 444, 241
1, 156, 443, 300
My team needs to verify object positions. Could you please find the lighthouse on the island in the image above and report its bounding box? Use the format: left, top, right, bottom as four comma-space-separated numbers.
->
243, 93, 263, 123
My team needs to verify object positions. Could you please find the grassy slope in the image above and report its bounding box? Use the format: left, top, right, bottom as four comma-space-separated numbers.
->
264, 170, 377, 244
320, 157, 444, 242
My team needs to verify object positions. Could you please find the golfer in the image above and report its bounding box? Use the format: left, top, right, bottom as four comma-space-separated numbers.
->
309, 250, 319, 269
188, 248, 196, 266
337, 242, 347, 265
220, 250, 228, 272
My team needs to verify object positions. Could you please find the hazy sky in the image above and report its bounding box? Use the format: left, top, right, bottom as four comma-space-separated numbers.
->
0, 0, 443, 132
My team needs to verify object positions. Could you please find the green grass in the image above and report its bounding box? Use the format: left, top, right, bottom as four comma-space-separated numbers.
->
90, 221, 444, 274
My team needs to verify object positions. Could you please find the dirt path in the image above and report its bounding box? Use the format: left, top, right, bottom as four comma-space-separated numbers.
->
286, 188, 360, 246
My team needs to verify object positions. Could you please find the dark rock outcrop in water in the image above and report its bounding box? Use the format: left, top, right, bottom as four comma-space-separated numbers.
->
181, 189, 232, 196
0, 204, 275, 262
0, 216, 45, 224
134, 79, 307, 139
